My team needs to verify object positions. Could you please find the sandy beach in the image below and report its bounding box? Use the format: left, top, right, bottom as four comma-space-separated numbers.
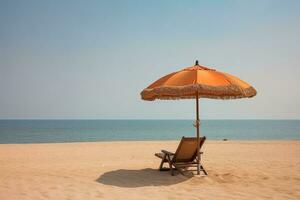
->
0, 140, 299, 200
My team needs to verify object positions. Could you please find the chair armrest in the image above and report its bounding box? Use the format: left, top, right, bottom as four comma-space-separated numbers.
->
161, 150, 175, 155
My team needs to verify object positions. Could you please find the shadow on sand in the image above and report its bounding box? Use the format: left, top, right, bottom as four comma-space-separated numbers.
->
96, 168, 193, 188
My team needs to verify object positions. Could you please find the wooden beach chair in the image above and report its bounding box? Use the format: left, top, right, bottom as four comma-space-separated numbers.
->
155, 136, 207, 176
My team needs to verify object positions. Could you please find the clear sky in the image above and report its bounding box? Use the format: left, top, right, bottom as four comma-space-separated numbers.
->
0, 0, 299, 119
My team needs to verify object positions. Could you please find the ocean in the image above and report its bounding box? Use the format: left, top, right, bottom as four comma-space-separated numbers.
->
0, 120, 299, 144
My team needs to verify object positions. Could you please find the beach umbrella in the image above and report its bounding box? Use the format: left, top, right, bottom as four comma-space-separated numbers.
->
140, 61, 256, 175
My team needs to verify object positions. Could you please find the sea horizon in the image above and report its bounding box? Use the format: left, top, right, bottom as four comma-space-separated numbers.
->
1, 119, 299, 144
1, 118, 299, 120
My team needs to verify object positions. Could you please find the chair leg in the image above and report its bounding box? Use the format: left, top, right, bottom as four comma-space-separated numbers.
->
200, 165, 208, 175
166, 155, 174, 176
158, 154, 166, 171
170, 162, 174, 176
174, 165, 184, 175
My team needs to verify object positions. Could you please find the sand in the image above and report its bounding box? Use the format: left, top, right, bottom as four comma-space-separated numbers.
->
0, 140, 299, 200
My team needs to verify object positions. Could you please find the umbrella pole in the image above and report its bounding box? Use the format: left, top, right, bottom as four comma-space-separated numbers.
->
196, 92, 200, 175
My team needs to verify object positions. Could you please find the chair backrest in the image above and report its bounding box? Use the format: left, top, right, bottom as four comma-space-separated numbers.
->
173, 136, 206, 162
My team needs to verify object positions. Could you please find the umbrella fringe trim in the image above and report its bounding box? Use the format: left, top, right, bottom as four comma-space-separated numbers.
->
140, 84, 257, 101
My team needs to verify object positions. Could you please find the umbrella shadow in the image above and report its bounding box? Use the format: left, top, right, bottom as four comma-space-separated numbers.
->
96, 168, 192, 188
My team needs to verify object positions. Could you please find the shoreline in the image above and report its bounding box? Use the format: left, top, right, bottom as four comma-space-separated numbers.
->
0, 139, 299, 145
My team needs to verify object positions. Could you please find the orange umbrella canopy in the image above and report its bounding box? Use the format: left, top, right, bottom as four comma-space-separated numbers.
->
141, 61, 257, 101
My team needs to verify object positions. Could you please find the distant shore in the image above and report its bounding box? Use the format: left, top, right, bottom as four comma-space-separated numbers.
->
0, 140, 299, 199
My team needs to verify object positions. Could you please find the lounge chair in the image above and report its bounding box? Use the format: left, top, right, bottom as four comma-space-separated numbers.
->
155, 136, 207, 176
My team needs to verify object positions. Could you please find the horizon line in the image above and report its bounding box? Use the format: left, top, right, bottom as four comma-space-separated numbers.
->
0, 118, 299, 120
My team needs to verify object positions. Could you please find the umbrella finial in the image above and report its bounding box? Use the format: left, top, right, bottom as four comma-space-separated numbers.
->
195, 60, 199, 66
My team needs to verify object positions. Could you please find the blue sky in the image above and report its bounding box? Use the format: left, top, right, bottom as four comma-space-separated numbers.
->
0, 0, 299, 119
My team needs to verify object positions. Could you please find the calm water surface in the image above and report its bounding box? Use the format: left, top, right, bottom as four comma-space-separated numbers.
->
0, 120, 299, 144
